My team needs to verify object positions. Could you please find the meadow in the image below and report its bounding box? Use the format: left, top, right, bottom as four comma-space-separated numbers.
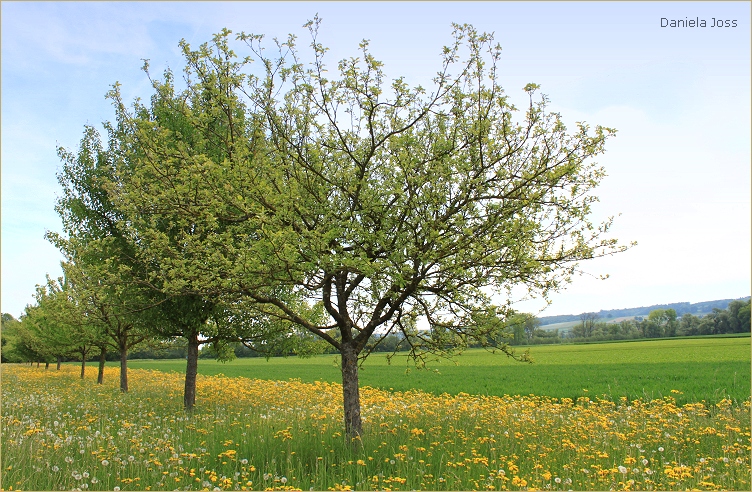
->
1, 337, 750, 491
128, 337, 752, 407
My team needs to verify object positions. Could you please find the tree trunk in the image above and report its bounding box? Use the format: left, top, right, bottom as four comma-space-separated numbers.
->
97, 348, 107, 384
120, 347, 129, 393
340, 343, 363, 447
57, 356, 62, 370
37, 360, 40, 368
80, 357, 86, 379
45, 362, 50, 370
184, 331, 200, 411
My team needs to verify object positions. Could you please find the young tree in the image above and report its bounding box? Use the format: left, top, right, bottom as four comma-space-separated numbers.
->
30, 277, 104, 379
101, 22, 632, 441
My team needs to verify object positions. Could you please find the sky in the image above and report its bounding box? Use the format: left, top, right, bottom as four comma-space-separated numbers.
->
2, 1, 750, 320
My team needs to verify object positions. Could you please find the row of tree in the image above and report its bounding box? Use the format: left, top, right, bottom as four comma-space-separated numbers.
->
500, 301, 751, 345
1, 20, 631, 442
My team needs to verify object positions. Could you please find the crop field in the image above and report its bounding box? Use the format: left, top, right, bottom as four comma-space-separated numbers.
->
2, 337, 750, 491
127, 337, 752, 407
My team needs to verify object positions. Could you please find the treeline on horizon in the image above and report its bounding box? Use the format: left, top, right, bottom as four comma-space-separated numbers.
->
5, 297, 748, 363
537, 296, 752, 325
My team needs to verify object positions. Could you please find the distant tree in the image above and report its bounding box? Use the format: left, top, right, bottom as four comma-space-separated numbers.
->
523, 316, 542, 342
641, 319, 662, 339
727, 300, 750, 333
736, 301, 751, 332
664, 308, 678, 337
31, 276, 104, 379
697, 317, 714, 336
619, 320, 635, 336
579, 312, 599, 338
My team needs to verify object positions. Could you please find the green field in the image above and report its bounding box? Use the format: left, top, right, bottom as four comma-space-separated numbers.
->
124, 337, 752, 406
4, 336, 750, 491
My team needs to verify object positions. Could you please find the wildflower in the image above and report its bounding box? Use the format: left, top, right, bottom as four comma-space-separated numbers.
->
83, 472, 89, 478
91, 478, 98, 484
52, 466, 60, 472
390, 460, 395, 465
555, 477, 561, 483
102, 460, 109, 466
240, 459, 248, 465
633, 468, 639, 473
281, 477, 288, 484
658, 447, 664, 452
618, 466, 627, 474
723, 457, 729, 463
642, 459, 648, 466
128, 455, 135, 462
114, 487, 120, 491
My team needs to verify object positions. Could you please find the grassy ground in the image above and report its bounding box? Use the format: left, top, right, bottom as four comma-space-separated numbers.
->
125, 337, 752, 406
2, 364, 750, 491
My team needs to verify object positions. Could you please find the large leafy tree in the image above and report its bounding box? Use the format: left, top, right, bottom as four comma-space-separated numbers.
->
49, 126, 161, 391
102, 21, 632, 441
61, 35, 321, 410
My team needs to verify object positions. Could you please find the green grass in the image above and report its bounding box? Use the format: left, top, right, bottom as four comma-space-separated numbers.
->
124, 337, 752, 407
3, 364, 750, 491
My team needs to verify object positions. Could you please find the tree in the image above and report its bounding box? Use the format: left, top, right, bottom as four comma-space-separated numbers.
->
1, 314, 20, 363
100, 22, 631, 442
735, 300, 751, 332
579, 312, 599, 338
1, 311, 49, 364
664, 308, 678, 337
647, 308, 678, 337
49, 125, 164, 391
619, 319, 636, 336
727, 300, 750, 333
679, 313, 700, 336
31, 277, 104, 378
523, 316, 541, 342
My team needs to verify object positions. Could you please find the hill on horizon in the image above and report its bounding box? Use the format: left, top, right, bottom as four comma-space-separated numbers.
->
538, 296, 751, 326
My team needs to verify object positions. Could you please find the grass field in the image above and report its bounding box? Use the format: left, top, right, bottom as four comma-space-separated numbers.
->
126, 337, 752, 407
2, 363, 750, 491
2, 337, 749, 491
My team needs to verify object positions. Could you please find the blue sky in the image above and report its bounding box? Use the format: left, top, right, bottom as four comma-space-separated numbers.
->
2, 1, 750, 319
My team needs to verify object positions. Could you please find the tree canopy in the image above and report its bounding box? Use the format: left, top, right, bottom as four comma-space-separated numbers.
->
53, 20, 631, 441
